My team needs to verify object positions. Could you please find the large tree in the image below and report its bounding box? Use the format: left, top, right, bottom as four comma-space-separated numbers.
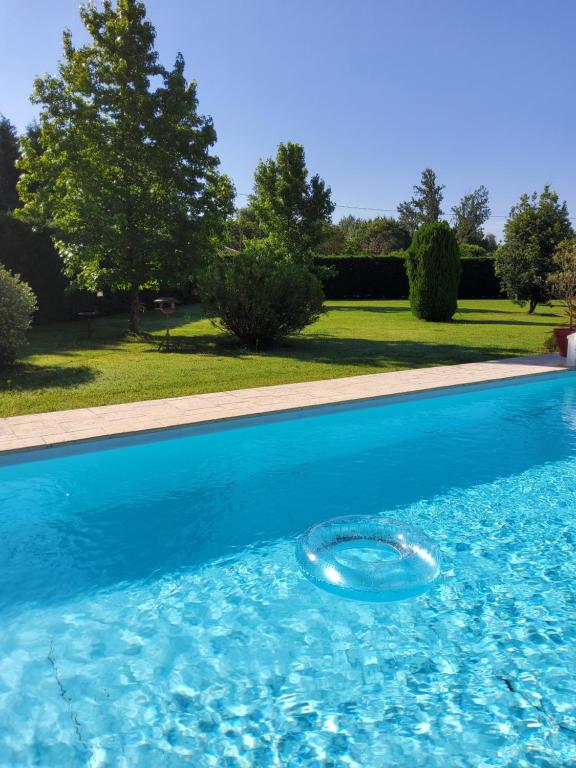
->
495, 186, 573, 313
0, 115, 20, 212
248, 142, 334, 255
397, 168, 444, 234
452, 185, 491, 245
17, 0, 233, 333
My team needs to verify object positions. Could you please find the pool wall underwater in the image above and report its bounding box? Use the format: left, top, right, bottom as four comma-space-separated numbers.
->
0, 370, 575, 766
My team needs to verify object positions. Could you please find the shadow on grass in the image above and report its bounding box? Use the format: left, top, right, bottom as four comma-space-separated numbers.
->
143, 333, 528, 368
452, 318, 558, 328
326, 305, 411, 314
27, 308, 207, 357
0, 364, 98, 393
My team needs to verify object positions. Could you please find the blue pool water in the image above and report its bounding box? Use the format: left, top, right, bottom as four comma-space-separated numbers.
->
1, 372, 576, 766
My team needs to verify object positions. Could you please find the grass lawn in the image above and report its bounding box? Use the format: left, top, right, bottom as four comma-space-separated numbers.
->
0, 299, 562, 417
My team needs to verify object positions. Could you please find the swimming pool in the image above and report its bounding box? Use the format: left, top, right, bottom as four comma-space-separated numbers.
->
1, 371, 575, 766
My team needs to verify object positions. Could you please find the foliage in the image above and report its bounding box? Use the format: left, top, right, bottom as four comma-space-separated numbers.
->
314, 222, 347, 255
452, 186, 491, 245
483, 233, 498, 252
248, 142, 334, 254
224, 207, 260, 251
397, 168, 445, 234
459, 242, 489, 259
0, 213, 68, 321
495, 186, 573, 313
0, 265, 37, 368
17, 0, 233, 333
316, 252, 498, 300
0, 115, 20, 212
406, 221, 461, 320
199, 240, 324, 349
547, 238, 576, 328
327, 215, 410, 255
316, 254, 409, 299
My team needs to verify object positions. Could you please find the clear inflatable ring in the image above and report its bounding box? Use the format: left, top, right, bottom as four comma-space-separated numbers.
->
296, 515, 441, 602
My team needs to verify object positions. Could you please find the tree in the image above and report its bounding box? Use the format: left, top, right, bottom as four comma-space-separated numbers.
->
314, 222, 347, 255
248, 142, 334, 255
17, 0, 233, 333
452, 186, 491, 245
397, 168, 445, 234
548, 238, 576, 329
199, 240, 324, 349
224, 207, 260, 251
483, 233, 498, 252
406, 220, 461, 321
325, 215, 409, 254
0, 115, 20, 212
362, 217, 410, 254
495, 186, 573, 313
0, 265, 37, 368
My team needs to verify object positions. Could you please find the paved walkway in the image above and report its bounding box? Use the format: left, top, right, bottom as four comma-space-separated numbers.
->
0, 354, 567, 454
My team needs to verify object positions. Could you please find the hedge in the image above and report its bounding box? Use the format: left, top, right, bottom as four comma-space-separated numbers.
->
0, 214, 70, 321
315, 252, 502, 300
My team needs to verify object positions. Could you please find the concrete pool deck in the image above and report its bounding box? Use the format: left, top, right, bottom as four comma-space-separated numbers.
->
0, 353, 568, 454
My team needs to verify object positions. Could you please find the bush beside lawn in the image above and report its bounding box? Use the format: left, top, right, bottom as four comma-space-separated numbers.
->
0, 299, 562, 418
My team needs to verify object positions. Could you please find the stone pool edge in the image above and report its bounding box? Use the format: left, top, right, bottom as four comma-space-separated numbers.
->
0, 354, 568, 455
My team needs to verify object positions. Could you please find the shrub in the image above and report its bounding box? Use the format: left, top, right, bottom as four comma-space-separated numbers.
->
406, 221, 461, 321
199, 241, 324, 349
459, 242, 488, 259
547, 237, 576, 328
0, 266, 37, 367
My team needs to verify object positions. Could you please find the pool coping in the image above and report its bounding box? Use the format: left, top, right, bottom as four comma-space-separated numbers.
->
0, 353, 568, 455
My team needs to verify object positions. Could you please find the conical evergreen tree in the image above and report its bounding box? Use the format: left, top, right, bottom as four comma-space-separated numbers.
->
406, 221, 461, 321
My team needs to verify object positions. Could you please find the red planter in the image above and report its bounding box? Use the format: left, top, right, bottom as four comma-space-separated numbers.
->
554, 328, 576, 357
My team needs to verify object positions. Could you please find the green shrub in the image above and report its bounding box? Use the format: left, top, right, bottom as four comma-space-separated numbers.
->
0, 266, 37, 367
459, 242, 489, 259
199, 241, 324, 349
406, 221, 461, 321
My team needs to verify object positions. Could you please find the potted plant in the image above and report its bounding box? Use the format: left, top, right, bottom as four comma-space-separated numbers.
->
548, 238, 576, 356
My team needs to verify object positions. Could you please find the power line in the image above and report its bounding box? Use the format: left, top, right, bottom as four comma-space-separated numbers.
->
234, 192, 576, 222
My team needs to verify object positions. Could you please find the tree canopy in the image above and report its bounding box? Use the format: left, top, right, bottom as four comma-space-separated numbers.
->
548, 238, 576, 328
17, 0, 233, 332
495, 186, 573, 313
247, 142, 334, 255
452, 186, 491, 245
397, 168, 445, 234
328, 215, 410, 254
0, 116, 20, 212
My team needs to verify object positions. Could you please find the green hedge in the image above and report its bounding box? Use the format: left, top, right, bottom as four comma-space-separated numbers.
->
315, 252, 502, 300
0, 214, 70, 321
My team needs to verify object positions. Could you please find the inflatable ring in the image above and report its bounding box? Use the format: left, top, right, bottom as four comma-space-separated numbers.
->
296, 515, 441, 602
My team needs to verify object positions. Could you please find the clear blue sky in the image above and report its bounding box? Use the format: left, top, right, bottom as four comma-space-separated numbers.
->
1, 0, 575, 237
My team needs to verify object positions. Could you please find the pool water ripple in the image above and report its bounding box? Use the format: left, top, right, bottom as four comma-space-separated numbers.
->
0, 374, 575, 765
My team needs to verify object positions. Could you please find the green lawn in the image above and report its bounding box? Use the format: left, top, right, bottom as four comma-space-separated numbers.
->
0, 299, 562, 417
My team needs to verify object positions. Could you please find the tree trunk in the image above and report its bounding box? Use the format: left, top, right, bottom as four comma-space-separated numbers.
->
129, 285, 140, 334
528, 298, 537, 314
